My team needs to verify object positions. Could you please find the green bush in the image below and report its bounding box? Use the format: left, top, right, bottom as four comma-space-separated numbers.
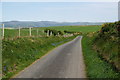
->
93, 21, 120, 71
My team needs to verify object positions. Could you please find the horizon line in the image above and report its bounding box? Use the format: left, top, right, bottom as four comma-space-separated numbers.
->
1, 20, 117, 23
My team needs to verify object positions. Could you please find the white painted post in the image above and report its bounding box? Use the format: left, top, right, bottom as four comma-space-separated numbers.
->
29, 27, 31, 36
50, 31, 52, 36
2, 24, 4, 38
19, 26, 20, 37
58, 32, 59, 36
42, 30, 44, 36
47, 30, 49, 36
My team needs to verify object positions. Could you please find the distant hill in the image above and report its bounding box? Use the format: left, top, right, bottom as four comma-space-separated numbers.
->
0, 21, 104, 28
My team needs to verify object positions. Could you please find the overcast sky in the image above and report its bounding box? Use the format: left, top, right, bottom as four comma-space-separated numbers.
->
1, 2, 118, 22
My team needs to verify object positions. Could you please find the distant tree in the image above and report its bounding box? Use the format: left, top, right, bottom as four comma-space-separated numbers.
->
58, 31, 63, 35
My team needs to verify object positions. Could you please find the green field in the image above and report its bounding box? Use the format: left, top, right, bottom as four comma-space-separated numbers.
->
3, 25, 101, 38
40, 25, 101, 33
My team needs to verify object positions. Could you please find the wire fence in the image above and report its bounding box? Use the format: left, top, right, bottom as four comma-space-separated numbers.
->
1, 24, 75, 40
1, 24, 49, 39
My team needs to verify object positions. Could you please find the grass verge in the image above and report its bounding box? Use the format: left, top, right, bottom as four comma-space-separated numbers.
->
82, 35, 119, 78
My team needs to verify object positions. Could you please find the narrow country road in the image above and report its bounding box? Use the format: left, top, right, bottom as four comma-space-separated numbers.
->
14, 36, 86, 78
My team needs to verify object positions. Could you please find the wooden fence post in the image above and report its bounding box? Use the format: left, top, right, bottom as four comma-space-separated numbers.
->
50, 31, 52, 36
58, 32, 59, 36
29, 27, 32, 36
47, 30, 49, 36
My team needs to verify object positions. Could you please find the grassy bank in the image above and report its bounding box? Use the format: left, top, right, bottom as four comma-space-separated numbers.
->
82, 35, 119, 78
2, 36, 77, 78
93, 21, 120, 71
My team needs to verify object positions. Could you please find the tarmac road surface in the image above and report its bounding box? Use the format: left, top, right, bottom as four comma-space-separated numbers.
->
14, 36, 86, 78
